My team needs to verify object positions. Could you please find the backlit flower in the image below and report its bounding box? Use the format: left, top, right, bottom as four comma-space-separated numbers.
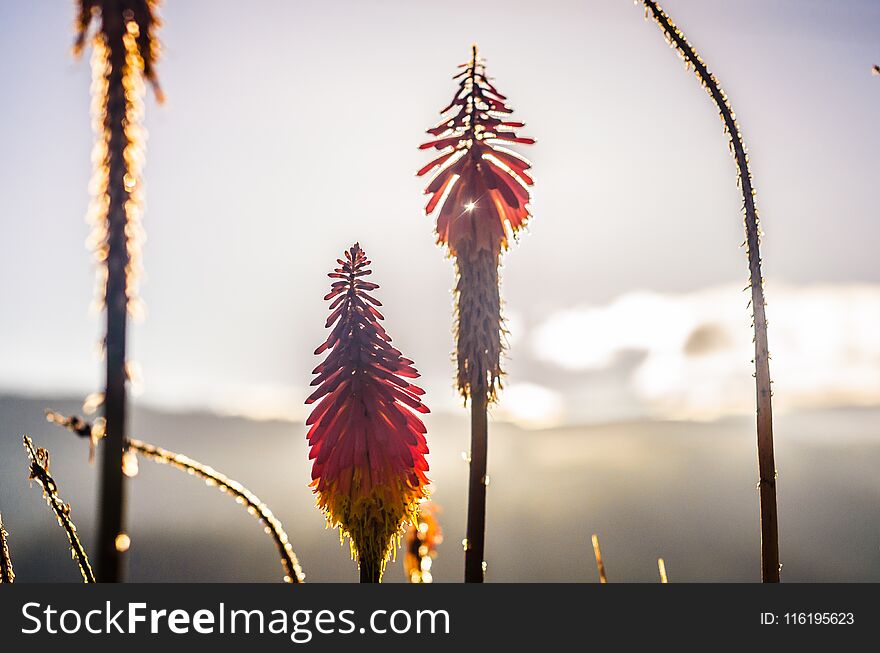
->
418, 44, 534, 263
418, 44, 535, 401
306, 244, 430, 581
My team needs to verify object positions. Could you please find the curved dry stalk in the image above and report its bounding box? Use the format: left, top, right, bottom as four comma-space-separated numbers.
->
591, 534, 607, 584
0, 514, 14, 583
129, 439, 304, 583
638, 0, 780, 583
22, 436, 95, 583
46, 412, 304, 583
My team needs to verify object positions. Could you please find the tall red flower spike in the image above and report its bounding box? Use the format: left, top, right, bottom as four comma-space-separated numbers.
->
419, 44, 535, 262
419, 44, 534, 401
419, 46, 535, 582
306, 244, 430, 582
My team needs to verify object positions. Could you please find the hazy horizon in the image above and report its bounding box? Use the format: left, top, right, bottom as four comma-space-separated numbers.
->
2, 393, 879, 583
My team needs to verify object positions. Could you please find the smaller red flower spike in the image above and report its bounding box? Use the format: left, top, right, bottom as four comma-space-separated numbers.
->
419, 44, 535, 262
306, 244, 430, 580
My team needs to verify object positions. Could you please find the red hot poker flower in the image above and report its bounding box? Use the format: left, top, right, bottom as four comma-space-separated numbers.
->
419, 44, 535, 262
305, 244, 430, 582
419, 44, 535, 401
419, 47, 536, 582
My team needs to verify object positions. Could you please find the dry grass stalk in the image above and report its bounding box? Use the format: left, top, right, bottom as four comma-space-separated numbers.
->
638, 0, 780, 583
22, 436, 95, 583
0, 514, 14, 583
130, 438, 305, 583
46, 411, 304, 583
591, 534, 607, 583
658, 557, 668, 583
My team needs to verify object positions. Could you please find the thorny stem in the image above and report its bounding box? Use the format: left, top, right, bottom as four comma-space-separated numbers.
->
23, 436, 95, 583
46, 412, 305, 583
464, 385, 489, 582
0, 514, 14, 583
639, 0, 780, 583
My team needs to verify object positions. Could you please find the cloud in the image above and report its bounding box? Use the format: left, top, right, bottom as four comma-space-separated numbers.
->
494, 382, 565, 429
17, 282, 875, 428
532, 283, 880, 420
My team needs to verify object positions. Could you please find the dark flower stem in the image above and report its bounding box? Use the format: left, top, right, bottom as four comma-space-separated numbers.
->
359, 560, 381, 583
458, 251, 502, 583
639, 0, 779, 582
464, 385, 488, 582
97, 7, 131, 584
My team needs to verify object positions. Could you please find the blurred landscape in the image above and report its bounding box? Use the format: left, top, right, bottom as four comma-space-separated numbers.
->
2, 394, 877, 583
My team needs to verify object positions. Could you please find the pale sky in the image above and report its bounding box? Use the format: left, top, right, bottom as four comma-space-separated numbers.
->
1, 0, 878, 425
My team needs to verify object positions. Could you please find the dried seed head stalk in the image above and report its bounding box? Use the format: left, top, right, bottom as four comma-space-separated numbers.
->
75, 0, 163, 583
403, 502, 443, 584
0, 514, 14, 583
419, 44, 534, 402
306, 244, 430, 582
638, 0, 780, 583
75, 1, 162, 89
77, 0, 161, 315
45, 411, 305, 583
22, 436, 95, 583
